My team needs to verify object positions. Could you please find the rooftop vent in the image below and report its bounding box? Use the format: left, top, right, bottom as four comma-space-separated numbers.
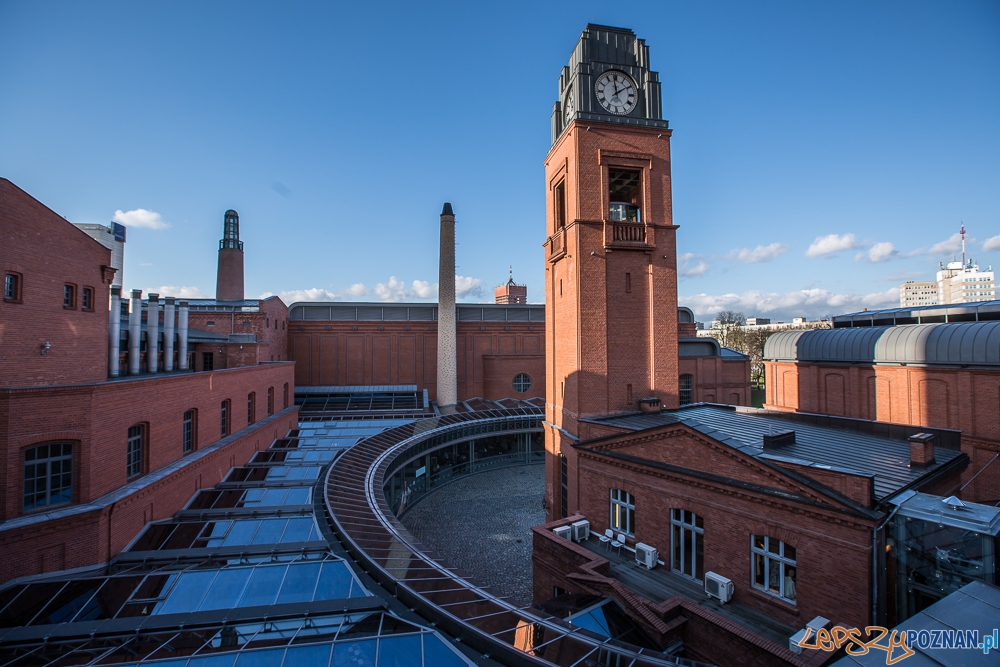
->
639, 397, 660, 413
762, 430, 795, 449
908, 433, 936, 468
942, 495, 966, 511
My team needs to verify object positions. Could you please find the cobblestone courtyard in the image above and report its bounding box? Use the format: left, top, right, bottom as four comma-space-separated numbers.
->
400, 464, 545, 607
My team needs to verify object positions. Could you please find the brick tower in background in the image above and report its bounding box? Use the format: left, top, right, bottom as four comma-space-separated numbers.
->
494, 267, 528, 304
216, 209, 244, 301
543, 25, 679, 521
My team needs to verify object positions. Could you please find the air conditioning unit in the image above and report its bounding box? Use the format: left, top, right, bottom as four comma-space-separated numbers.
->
635, 542, 658, 569
704, 572, 734, 603
570, 519, 590, 542
553, 525, 572, 541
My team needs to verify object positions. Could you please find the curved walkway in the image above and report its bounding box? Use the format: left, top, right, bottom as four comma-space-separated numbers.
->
401, 465, 544, 607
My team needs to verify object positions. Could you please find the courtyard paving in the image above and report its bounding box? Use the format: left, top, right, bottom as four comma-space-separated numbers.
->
400, 464, 545, 607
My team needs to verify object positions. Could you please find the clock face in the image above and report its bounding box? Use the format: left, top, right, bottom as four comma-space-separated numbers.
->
563, 89, 575, 124
595, 70, 637, 115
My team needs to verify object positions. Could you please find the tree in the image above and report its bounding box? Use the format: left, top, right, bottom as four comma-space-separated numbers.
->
713, 310, 746, 351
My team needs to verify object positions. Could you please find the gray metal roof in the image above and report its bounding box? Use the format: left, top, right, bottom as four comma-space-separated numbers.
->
288, 301, 545, 323
584, 405, 965, 501
833, 581, 1000, 666
833, 299, 1000, 326
764, 322, 1000, 367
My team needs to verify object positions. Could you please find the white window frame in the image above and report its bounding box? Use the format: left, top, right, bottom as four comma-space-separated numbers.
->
609, 488, 635, 537
751, 534, 797, 603
671, 509, 704, 581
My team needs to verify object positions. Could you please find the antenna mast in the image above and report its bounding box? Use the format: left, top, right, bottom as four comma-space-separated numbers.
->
961, 223, 966, 267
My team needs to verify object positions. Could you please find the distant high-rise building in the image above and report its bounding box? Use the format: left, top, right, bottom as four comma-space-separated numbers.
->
216, 209, 245, 301
494, 267, 527, 304
900, 280, 939, 307
74, 222, 125, 287
937, 260, 995, 304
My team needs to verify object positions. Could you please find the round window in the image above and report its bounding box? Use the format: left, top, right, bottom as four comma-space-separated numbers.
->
512, 373, 532, 393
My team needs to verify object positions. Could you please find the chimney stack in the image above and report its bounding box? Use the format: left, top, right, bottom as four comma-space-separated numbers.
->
163, 297, 175, 372
437, 203, 457, 413
909, 433, 936, 468
128, 290, 142, 375
146, 294, 159, 373
177, 301, 190, 370
108, 286, 121, 377
216, 209, 245, 301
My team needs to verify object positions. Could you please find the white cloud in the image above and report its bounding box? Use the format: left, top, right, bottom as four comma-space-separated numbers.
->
868, 242, 896, 263
275, 288, 338, 302
681, 287, 899, 321
373, 277, 410, 302
145, 285, 207, 299
678, 252, 709, 277
113, 208, 170, 230
983, 235, 1000, 252
805, 233, 862, 257
456, 275, 485, 300
411, 279, 436, 298
929, 233, 964, 255
729, 243, 788, 264
342, 283, 369, 297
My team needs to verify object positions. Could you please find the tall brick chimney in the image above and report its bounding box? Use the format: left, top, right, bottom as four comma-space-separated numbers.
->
437, 203, 457, 413
216, 209, 244, 301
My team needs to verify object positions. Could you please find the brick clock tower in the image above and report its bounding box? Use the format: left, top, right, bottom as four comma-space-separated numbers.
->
544, 25, 678, 521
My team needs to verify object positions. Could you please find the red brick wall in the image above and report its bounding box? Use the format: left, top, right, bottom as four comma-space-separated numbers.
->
287, 320, 544, 400
766, 361, 1000, 502
0, 406, 298, 585
483, 355, 545, 400
573, 447, 876, 631
679, 356, 750, 405
216, 248, 244, 301
186, 296, 288, 363
0, 362, 295, 521
1, 179, 114, 387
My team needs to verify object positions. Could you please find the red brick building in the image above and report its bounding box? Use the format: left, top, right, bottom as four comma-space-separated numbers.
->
763, 310, 1000, 503
0, 179, 297, 585
494, 269, 528, 304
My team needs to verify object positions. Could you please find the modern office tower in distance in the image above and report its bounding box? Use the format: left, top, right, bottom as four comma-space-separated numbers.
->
494, 268, 527, 304
216, 209, 245, 301
73, 222, 125, 287
900, 280, 939, 307
937, 260, 995, 304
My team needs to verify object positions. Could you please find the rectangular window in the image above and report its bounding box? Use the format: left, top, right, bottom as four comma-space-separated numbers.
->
283, 383, 289, 409
23, 443, 73, 510
127, 425, 144, 478
247, 393, 255, 425
82, 287, 93, 310
751, 535, 797, 603
203, 352, 214, 371
560, 454, 568, 519
4, 273, 20, 301
610, 488, 635, 536
63, 284, 75, 308
267, 387, 274, 415
221, 400, 230, 437
679, 375, 693, 405
670, 509, 705, 581
625, 272, 631, 293
183, 410, 196, 453
554, 180, 567, 229
626, 383, 633, 405
608, 169, 642, 222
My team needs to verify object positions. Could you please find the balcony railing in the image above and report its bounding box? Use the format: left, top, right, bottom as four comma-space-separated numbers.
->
605, 221, 652, 248
548, 228, 567, 261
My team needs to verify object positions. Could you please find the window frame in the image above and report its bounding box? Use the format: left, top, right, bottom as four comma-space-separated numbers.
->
670, 509, 705, 582
267, 387, 274, 416
679, 374, 694, 406
751, 534, 797, 603
247, 392, 256, 425
22, 442, 74, 512
182, 409, 197, 454
220, 400, 230, 437
283, 383, 289, 409
512, 373, 532, 393
63, 283, 77, 309
609, 488, 635, 537
4, 272, 22, 303
81, 286, 95, 311
126, 424, 146, 479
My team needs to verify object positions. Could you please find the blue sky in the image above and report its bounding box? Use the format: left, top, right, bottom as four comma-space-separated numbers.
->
2, 1, 998, 321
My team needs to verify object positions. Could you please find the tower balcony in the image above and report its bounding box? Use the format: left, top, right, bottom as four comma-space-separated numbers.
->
547, 227, 567, 262
604, 220, 653, 249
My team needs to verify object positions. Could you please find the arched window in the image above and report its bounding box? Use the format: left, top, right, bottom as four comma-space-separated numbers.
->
183, 410, 197, 453
247, 392, 256, 425
513, 373, 532, 393
23, 443, 73, 510
679, 374, 693, 405
221, 400, 231, 437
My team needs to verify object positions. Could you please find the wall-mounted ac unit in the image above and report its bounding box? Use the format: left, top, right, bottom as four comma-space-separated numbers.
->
704, 571, 734, 603
570, 519, 590, 542
553, 525, 572, 541
635, 542, 658, 569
